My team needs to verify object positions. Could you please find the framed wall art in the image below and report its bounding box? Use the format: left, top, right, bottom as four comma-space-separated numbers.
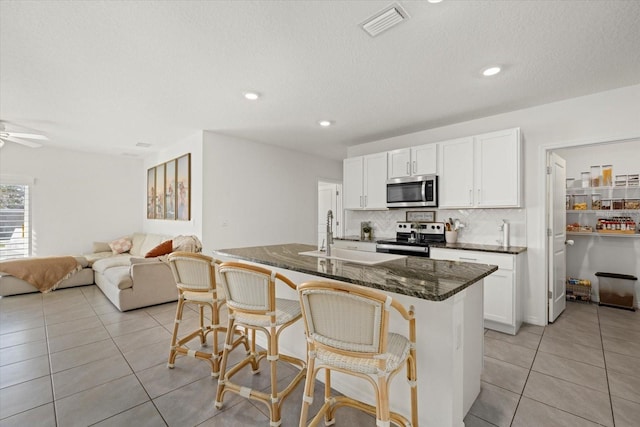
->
146, 153, 190, 221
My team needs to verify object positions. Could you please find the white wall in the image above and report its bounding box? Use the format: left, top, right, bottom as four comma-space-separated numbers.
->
348, 84, 640, 325
556, 140, 640, 307
142, 132, 203, 239
202, 132, 343, 251
0, 143, 142, 255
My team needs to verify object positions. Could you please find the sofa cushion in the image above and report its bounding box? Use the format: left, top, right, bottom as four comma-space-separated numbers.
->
130, 233, 172, 257
102, 266, 133, 290
92, 255, 132, 274
145, 240, 173, 258
109, 238, 132, 254
83, 252, 114, 267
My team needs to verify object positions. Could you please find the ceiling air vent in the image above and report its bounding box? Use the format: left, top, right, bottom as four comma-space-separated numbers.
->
361, 3, 409, 37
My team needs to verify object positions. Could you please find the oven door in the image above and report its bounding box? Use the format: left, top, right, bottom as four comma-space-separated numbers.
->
376, 243, 430, 257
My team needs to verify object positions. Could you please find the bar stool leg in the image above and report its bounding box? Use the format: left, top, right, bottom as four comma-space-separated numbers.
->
168, 293, 185, 368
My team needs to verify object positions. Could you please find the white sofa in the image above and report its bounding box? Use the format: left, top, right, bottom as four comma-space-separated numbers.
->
0, 233, 200, 312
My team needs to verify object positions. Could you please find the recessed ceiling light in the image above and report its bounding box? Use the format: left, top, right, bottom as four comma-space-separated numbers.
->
243, 92, 260, 100
319, 120, 333, 127
427, 0, 443, 3
482, 66, 501, 77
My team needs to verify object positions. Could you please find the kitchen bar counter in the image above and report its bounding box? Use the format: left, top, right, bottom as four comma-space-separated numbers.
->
212, 243, 497, 302
213, 242, 491, 427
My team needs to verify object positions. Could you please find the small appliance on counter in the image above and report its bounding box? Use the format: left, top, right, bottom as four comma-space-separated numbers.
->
376, 221, 445, 257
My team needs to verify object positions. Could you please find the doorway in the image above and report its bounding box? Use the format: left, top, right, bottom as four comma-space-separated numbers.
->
317, 181, 343, 249
543, 136, 640, 324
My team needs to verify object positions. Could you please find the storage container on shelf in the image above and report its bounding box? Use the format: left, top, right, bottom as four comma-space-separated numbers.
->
612, 199, 625, 210
602, 165, 613, 186
581, 172, 591, 188
615, 175, 627, 187
628, 174, 639, 187
624, 199, 640, 210
566, 178, 575, 189
591, 194, 601, 210
566, 195, 573, 210
601, 199, 612, 210
573, 195, 588, 210
590, 166, 601, 187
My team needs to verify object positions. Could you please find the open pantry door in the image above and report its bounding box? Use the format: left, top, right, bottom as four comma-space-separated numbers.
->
548, 152, 571, 322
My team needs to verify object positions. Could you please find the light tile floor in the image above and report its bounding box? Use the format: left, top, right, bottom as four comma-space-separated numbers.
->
1, 286, 639, 426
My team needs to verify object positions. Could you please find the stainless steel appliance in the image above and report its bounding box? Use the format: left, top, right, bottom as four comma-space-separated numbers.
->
386, 175, 438, 208
376, 221, 445, 257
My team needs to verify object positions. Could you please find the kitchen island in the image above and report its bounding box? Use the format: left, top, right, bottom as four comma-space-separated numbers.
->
212, 243, 498, 427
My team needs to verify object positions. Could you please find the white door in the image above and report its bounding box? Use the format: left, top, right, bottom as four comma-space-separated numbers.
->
548, 152, 567, 322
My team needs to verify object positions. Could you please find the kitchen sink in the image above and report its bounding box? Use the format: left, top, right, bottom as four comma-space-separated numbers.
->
298, 248, 406, 265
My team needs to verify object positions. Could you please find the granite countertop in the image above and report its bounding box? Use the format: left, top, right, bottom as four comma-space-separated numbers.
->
212, 243, 497, 302
337, 236, 526, 255
429, 242, 528, 255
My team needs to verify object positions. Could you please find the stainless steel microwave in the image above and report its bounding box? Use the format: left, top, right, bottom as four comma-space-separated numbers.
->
386, 175, 438, 208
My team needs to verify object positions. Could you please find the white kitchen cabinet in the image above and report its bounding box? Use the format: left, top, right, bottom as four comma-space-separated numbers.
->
430, 247, 523, 335
438, 128, 521, 208
332, 240, 377, 252
438, 137, 475, 208
343, 153, 387, 210
387, 143, 437, 179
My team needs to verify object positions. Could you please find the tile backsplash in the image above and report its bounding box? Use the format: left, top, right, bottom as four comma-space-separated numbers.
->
345, 208, 526, 246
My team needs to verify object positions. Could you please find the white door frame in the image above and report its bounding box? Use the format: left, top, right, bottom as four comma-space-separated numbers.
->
538, 133, 639, 324
317, 179, 343, 244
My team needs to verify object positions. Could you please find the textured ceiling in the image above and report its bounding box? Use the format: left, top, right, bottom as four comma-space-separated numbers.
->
1, 1, 639, 160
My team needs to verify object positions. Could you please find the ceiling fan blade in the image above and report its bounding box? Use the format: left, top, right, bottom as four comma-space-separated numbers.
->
6, 132, 49, 140
1, 136, 43, 148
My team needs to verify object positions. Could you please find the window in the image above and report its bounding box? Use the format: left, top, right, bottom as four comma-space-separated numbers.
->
0, 183, 30, 260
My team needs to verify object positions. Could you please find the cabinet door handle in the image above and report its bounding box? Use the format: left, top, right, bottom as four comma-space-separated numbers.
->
360, 196, 363, 207
406, 162, 410, 175
413, 161, 417, 173
469, 189, 473, 204
364, 195, 368, 207
477, 189, 481, 203
460, 257, 478, 262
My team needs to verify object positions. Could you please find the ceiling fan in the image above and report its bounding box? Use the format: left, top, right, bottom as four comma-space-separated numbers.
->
0, 121, 48, 148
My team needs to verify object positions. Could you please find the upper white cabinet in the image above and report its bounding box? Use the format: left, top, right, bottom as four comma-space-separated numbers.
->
438, 128, 521, 209
387, 144, 438, 179
343, 152, 387, 210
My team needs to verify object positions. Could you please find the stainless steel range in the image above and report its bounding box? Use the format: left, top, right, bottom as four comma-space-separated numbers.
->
376, 221, 446, 257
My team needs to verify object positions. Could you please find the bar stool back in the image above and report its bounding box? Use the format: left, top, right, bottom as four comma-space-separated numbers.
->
298, 281, 418, 427
167, 252, 248, 377
215, 261, 306, 427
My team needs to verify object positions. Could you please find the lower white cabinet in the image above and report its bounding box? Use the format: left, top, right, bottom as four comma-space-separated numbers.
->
332, 240, 377, 252
430, 248, 523, 335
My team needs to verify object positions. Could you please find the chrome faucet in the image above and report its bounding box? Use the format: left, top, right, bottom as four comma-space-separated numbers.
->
326, 210, 334, 256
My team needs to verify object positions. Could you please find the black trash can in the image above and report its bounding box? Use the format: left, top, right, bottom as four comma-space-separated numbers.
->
596, 272, 638, 311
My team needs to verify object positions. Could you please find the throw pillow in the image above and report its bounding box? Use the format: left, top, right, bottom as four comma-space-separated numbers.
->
109, 237, 132, 254
145, 240, 173, 258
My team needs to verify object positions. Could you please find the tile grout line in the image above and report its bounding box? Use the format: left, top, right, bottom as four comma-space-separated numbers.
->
598, 305, 617, 427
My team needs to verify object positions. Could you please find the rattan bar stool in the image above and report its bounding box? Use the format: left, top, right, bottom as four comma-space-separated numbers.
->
167, 252, 249, 377
297, 281, 418, 427
214, 261, 306, 427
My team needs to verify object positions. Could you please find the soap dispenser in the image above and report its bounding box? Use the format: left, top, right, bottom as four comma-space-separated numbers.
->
500, 220, 510, 248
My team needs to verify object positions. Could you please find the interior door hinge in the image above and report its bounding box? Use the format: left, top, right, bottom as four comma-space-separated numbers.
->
546, 166, 552, 175
548, 290, 552, 299
547, 228, 552, 237
336, 190, 340, 196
